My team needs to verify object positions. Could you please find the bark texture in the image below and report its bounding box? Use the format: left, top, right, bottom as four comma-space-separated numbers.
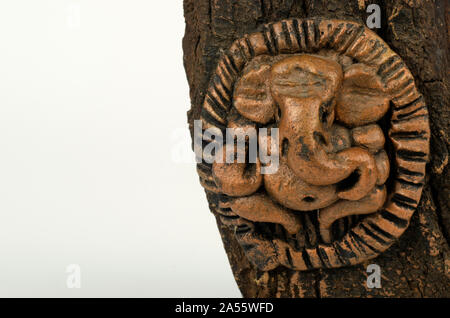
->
183, 0, 450, 297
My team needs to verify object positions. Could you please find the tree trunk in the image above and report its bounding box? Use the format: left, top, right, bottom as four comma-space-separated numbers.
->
183, 0, 449, 297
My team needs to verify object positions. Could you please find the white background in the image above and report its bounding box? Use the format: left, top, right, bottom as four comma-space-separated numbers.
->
0, 1, 241, 297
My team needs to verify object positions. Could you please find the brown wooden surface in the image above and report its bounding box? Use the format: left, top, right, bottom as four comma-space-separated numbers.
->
183, 0, 449, 297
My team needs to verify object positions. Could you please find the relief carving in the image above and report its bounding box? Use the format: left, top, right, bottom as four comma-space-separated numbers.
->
195, 18, 430, 271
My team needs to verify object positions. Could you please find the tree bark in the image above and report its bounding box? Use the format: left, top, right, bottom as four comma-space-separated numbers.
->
183, 0, 449, 297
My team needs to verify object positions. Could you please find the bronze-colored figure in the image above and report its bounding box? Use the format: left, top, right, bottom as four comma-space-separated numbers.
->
196, 19, 430, 271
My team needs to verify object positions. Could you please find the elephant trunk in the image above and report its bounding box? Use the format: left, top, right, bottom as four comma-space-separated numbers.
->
280, 97, 377, 201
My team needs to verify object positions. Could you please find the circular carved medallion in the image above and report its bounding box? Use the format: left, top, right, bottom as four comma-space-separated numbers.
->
196, 18, 430, 271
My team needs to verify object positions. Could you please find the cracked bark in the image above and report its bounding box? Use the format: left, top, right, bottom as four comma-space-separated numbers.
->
183, 0, 449, 297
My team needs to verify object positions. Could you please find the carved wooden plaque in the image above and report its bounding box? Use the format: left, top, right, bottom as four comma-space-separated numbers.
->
195, 18, 430, 271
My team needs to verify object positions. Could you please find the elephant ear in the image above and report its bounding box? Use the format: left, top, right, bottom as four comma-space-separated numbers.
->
233, 63, 276, 124
336, 64, 390, 127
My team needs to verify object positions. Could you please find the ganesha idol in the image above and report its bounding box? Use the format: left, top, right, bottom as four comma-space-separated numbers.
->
195, 19, 429, 271
213, 52, 390, 243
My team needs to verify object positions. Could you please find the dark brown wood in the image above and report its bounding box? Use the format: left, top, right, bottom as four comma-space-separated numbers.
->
183, 0, 449, 297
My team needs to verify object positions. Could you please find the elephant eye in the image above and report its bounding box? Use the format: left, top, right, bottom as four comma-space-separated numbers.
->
319, 99, 334, 126
321, 109, 330, 124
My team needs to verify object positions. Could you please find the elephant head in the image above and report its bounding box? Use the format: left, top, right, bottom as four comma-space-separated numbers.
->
216, 54, 390, 201
267, 55, 386, 201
